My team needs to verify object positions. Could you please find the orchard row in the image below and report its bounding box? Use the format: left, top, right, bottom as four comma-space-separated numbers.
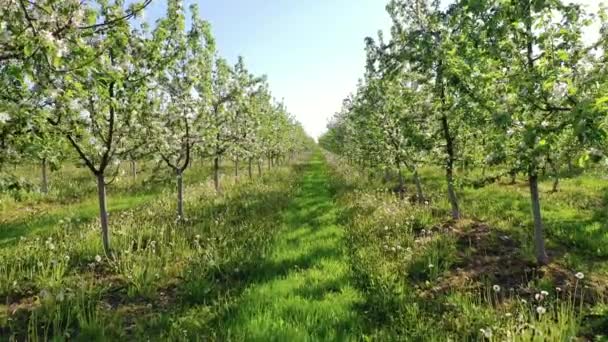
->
320, 0, 608, 265
0, 0, 312, 254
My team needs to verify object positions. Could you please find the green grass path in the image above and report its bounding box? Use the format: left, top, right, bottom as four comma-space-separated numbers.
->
223, 152, 364, 341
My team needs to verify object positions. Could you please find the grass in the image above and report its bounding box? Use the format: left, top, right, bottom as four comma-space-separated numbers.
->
218, 151, 364, 341
2, 150, 607, 340
0, 156, 304, 340
325, 153, 608, 340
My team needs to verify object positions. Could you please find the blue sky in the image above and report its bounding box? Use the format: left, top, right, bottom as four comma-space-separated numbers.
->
144, 0, 599, 139
145, 0, 392, 139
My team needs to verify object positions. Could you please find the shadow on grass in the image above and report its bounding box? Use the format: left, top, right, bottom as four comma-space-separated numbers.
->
147, 152, 364, 341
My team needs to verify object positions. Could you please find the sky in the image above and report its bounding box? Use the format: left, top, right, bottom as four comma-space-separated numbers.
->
144, 0, 600, 139
145, 0, 392, 139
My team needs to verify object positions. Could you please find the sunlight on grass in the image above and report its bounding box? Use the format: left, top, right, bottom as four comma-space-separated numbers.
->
222, 152, 364, 341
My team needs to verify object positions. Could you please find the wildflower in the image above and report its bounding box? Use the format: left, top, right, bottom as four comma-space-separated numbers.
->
95, 255, 102, 263
505, 312, 512, 318
428, 263, 434, 269
575, 272, 584, 280
479, 328, 493, 339
556, 287, 562, 292
48, 243, 56, 250
536, 306, 546, 315
521, 299, 527, 304
493, 285, 501, 293
64, 255, 70, 261
56, 291, 65, 302
12, 281, 17, 287
535, 293, 544, 301
195, 234, 201, 240
540, 290, 549, 296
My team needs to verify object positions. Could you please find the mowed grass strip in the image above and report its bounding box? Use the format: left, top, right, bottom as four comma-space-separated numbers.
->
222, 151, 364, 342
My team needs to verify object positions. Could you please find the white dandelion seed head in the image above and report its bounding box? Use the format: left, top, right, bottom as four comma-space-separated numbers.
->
480, 328, 493, 338
575, 272, 584, 280
536, 306, 546, 315
493, 285, 501, 293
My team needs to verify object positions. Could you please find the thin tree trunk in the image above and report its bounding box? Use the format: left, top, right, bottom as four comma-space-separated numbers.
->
258, 160, 262, 176
413, 169, 424, 203
213, 156, 220, 193
510, 170, 517, 185
549, 159, 559, 192
552, 176, 559, 193
248, 158, 253, 180
437, 55, 460, 220
441, 115, 460, 220
96, 174, 110, 255
177, 170, 184, 219
397, 164, 405, 200
529, 172, 549, 265
130, 160, 137, 182
234, 158, 239, 178
268, 157, 271, 170
41, 157, 48, 194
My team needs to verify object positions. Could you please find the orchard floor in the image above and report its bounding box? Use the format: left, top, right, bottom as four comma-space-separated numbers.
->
221, 152, 364, 341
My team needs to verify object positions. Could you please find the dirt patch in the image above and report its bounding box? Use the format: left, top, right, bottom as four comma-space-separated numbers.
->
426, 220, 607, 302
428, 221, 536, 295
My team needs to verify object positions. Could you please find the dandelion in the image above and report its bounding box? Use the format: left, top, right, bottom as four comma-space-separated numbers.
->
556, 287, 562, 292
428, 263, 434, 269
535, 293, 544, 301
479, 328, 493, 339
95, 255, 102, 263
64, 255, 70, 261
0, 112, 11, 123
575, 272, 584, 280
493, 284, 501, 293
505, 312, 512, 318
536, 306, 546, 315
540, 290, 549, 296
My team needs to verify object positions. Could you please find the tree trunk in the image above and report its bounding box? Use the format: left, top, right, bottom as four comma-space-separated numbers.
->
441, 114, 460, 220
213, 156, 221, 193
268, 157, 271, 170
567, 158, 573, 173
130, 160, 137, 182
413, 169, 424, 203
177, 170, 184, 220
234, 158, 239, 178
41, 158, 48, 194
397, 165, 405, 200
437, 55, 460, 220
549, 159, 559, 192
510, 170, 517, 185
258, 160, 262, 176
552, 176, 559, 193
529, 172, 549, 265
96, 174, 110, 256
248, 158, 253, 180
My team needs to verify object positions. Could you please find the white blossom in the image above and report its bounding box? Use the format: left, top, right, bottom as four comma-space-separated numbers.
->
0, 112, 10, 123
